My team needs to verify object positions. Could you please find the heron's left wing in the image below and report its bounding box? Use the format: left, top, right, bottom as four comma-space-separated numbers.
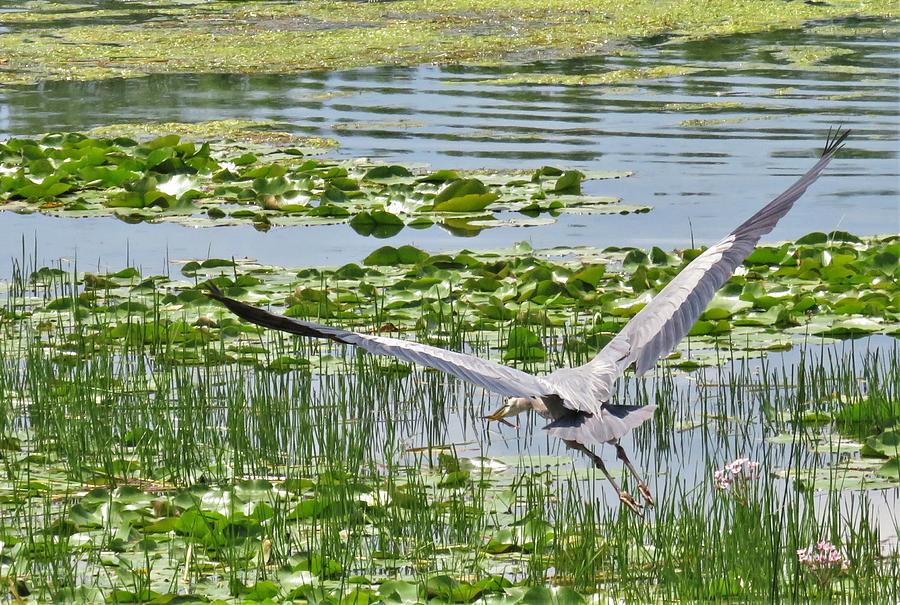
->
579, 128, 849, 402
206, 286, 558, 399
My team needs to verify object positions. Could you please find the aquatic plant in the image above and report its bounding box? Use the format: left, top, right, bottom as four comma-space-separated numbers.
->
0, 132, 642, 232
0, 1, 896, 85
797, 541, 851, 595
0, 239, 896, 601
713, 457, 761, 490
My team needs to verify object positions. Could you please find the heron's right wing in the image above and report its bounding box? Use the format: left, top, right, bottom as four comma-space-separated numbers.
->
581, 128, 849, 398
207, 286, 558, 399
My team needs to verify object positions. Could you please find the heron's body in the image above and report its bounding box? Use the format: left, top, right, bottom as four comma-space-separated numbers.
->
207, 129, 850, 514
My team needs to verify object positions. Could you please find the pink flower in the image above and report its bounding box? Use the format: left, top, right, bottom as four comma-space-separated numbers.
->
714, 457, 762, 490
797, 541, 850, 574
714, 469, 732, 490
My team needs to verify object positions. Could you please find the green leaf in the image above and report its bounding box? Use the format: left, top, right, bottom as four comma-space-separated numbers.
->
796, 231, 828, 245
145, 134, 180, 149
702, 296, 752, 320
329, 176, 360, 191
379, 580, 419, 605
622, 249, 649, 269
243, 581, 280, 601
532, 166, 564, 180
432, 192, 498, 212
363, 165, 412, 181
745, 244, 790, 265
828, 230, 863, 243
350, 210, 403, 227
572, 265, 605, 287
434, 178, 489, 203
417, 169, 459, 183
438, 470, 470, 488
144, 517, 180, 534
521, 587, 553, 605
866, 430, 900, 458
146, 146, 175, 169
503, 327, 545, 362
363, 245, 428, 266
232, 152, 257, 166
552, 170, 583, 194
876, 458, 900, 481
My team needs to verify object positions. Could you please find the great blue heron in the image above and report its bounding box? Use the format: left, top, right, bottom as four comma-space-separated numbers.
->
206, 128, 849, 515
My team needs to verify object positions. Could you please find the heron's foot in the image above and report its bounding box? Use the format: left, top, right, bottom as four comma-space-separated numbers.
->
619, 491, 643, 516
637, 484, 655, 508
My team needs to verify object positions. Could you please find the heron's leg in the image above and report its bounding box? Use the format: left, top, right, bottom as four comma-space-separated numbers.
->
614, 442, 654, 508
565, 440, 642, 516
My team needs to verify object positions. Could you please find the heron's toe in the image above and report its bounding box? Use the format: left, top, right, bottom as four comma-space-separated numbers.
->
619, 491, 643, 516
638, 484, 655, 508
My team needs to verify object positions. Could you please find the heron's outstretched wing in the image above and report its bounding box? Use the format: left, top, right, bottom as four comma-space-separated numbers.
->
575, 128, 850, 410
206, 286, 558, 399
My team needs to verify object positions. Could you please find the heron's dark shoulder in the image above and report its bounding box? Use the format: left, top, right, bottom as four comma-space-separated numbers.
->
600, 403, 648, 419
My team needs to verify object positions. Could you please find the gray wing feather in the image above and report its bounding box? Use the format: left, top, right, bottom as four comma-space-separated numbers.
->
586, 128, 849, 387
206, 287, 558, 399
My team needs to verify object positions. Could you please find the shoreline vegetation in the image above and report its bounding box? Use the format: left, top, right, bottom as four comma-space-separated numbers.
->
0, 1, 895, 85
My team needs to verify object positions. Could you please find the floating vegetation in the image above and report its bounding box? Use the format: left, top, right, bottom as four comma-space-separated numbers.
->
85, 120, 340, 149
0, 248, 896, 601
0, 1, 895, 84
764, 45, 857, 66
1, 234, 897, 374
0, 132, 642, 232
474, 66, 705, 86
679, 116, 774, 128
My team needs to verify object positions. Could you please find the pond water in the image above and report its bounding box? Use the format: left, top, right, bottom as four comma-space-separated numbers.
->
0, 20, 897, 273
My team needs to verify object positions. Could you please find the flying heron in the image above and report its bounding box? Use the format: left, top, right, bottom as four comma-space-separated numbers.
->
206, 128, 849, 515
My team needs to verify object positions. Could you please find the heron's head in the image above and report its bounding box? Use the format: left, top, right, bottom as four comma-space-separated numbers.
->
485, 397, 539, 427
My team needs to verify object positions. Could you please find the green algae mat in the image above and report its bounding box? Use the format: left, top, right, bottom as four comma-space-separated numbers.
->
0, 1, 895, 85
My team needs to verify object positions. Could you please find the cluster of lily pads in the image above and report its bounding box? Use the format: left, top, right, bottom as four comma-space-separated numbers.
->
0, 133, 644, 234
0, 434, 579, 604
5, 232, 896, 373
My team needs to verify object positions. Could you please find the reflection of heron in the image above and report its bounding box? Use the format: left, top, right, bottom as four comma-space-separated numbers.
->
207, 129, 849, 515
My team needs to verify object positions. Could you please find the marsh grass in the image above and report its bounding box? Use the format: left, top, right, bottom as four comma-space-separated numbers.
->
0, 259, 896, 603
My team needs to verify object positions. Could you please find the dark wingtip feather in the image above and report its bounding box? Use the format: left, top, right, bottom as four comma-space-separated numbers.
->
205, 283, 224, 300
201, 283, 355, 345
823, 126, 850, 157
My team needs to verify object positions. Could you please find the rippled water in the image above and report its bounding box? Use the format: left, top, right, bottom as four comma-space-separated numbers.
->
0, 20, 897, 272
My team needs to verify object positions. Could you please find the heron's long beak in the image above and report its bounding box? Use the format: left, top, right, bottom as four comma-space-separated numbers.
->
484, 406, 518, 428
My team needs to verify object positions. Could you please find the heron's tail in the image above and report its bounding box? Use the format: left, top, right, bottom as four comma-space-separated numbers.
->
543, 404, 657, 445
